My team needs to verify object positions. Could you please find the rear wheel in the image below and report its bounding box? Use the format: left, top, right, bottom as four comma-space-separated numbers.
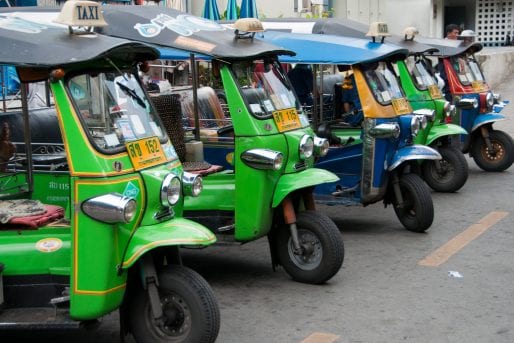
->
422, 146, 468, 192
129, 265, 220, 343
276, 211, 344, 284
471, 130, 514, 172
393, 174, 434, 233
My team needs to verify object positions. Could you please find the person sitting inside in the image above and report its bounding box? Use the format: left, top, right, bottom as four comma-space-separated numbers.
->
287, 64, 314, 106
341, 73, 363, 127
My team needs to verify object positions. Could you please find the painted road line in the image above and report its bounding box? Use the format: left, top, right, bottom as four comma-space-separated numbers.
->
301, 332, 340, 343
418, 211, 509, 267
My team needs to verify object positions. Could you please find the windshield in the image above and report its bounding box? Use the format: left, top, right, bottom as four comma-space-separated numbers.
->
363, 61, 405, 105
68, 71, 166, 154
232, 60, 299, 118
450, 55, 485, 85
405, 57, 437, 90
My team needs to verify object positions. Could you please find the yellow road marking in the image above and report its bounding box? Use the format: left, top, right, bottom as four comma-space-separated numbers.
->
301, 332, 340, 343
418, 211, 508, 267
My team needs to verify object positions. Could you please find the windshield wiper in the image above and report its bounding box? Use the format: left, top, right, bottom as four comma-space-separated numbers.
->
116, 82, 146, 109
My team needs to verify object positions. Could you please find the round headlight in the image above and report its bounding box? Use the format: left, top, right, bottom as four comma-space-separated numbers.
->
161, 174, 181, 206
182, 172, 203, 197
444, 101, 452, 117
273, 153, 284, 170
299, 135, 314, 160
314, 137, 330, 157
486, 92, 494, 111
410, 116, 420, 136
124, 199, 137, 223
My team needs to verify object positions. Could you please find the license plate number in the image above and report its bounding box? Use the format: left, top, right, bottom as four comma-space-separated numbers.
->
126, 137, 166, 170
272, 108, 302, 132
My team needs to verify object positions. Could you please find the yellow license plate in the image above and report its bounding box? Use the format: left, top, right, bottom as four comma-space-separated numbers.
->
428, 85, 443, 99
272, 108, 302, 132
471, 80, 486, 92
126, 137, 166, 171
391, 98, 411, 115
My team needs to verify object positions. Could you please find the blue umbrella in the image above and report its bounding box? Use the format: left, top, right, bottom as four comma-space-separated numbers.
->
202, 0, 221, 20
240, 0, 258, 18
225, 0, 238, 20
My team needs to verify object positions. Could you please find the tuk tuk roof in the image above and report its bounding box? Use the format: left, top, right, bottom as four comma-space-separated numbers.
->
97, 5, 294, 60
0, 10, 158, 68
311, 18, 440, 55
256, 30, 408, 65
412, 36, 483, 57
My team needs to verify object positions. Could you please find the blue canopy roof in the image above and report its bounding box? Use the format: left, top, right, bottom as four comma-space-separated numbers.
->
157, 46, 210, 60
255, 31, 408, 65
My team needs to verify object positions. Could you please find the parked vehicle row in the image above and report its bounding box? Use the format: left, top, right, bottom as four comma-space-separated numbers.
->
0, 3, 511, 343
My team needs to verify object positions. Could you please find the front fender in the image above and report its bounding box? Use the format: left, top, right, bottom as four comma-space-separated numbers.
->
471, 113, 505, 132
389, 144, 441, 171
426, 123, 468, 146
272, 168, 339, 208
121, 218, 216, 269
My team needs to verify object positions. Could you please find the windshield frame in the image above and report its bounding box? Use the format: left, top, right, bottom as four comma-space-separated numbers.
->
405, 56, 438, 91
66, 68, 169, 155
230, 59, 301, 120
450, 54, 485, 86
363, 61, 406, 106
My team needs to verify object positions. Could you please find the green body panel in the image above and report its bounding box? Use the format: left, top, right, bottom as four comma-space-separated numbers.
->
122, 217, 216, 269
272, 168, 339, 208
424, 123, 468, 146
32, 173, 71, 217
396, 61, 465, 146
0, 228, 70, 276
184, 171, 235, 211
69, 173, 145, 319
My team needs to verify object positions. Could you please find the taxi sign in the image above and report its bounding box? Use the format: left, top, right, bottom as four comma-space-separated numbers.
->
427, 85, 443, 99
272, 108, 302, 132
53, 0, 107, 30
126, 137, 167, 171
391, 98, 412, 115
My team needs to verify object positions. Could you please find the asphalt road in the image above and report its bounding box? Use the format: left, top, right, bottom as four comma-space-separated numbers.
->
3, 75, 514, 343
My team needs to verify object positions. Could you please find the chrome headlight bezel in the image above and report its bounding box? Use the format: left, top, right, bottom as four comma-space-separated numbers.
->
182, 172, 203, 197
486, 92, 494, 111
413, 109, 435, 122
82, 193, 137, 224
313, 136, 329, 157
493, 93, 502, 104
241, 149, 283, 170
369, 123, 400, 139
161, 173, 181, 207
410, 115, 420, 136
299, 135, 314, 160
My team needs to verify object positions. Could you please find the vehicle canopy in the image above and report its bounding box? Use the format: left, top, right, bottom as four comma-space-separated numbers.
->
0, 6, 294, 61
0, 13, 158, 73
413, 36, 483, 57
255, 30, 409, 65
98, 5, 294, 60
311, 18, 439, 56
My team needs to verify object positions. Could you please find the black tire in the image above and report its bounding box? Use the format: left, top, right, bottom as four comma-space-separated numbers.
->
471, 130, 514, 172
276, 211, 344, 284
129, 265, 220, 343
422, 146, 469, 192
392, 174, 434, 233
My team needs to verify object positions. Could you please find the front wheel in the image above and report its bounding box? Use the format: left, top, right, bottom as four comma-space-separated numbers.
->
392, 174, 434, 233
471, 130, 514, 172
422, 146, 469, 192
129, 265, 220, 343
276, 211, 344, 284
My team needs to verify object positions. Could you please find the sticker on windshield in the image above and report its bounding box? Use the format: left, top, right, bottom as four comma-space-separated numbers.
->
104, 133, 120, 147
381, 91, 391, 102
117, 119, 136, 140
280, 94, 292, 108
263, 100, 275, 112
150, 122, 163, 137
250, 103, 264, 114
129, 115, 146, 136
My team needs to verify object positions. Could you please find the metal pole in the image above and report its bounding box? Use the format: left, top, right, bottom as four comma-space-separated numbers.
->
1, 67, 6, 112
20, 83, 33, 193
311, 64, 318, 129
189, 53, 200, 141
